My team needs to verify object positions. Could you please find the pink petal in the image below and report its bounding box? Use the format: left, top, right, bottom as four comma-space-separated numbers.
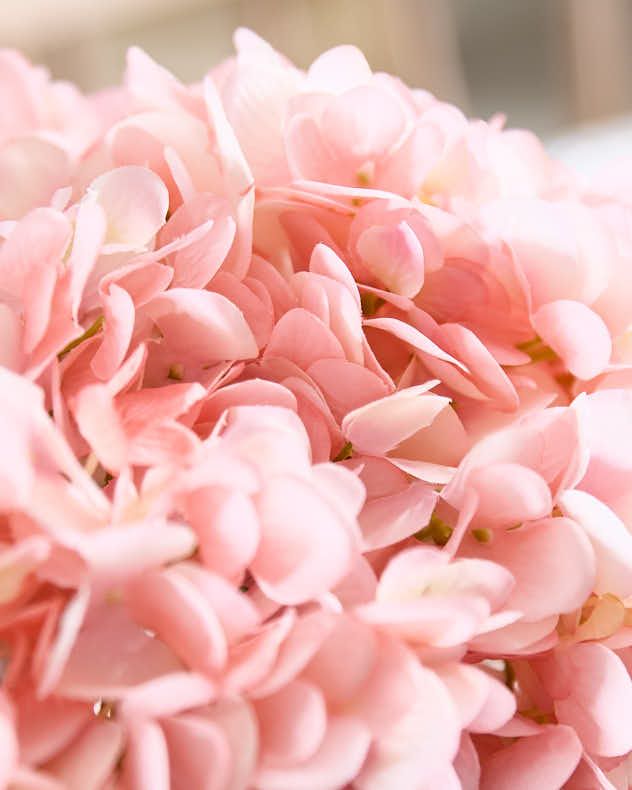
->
123, 719, 170, 790
120, 672, 216, 720
438, 322, 519, 411
127, 567, 228, 673
356, 220, 425, 297
466, 516, 594, 622
359, 480, 437, 549
255, 680, 327, 765
0, 137, 70, 221
159, 195, 236, 289
204, 76, 254, 280
354, 643, 460, 790
342, 382, 446, 456
559, 489, 632, 598
47, 720, 125, 790
250, 609, 336, 698
68, 199, 107, 321
251, 475, 354, 604
554, 643, 632, 757
532, 300, 612, 380
90, 283, 135, 380
162, 713, 232, 790
16, 695, 88, 766
187, 487, 260, 580
321, 85, 407, 162
255, 716, 371, 790
309, 243, 361, 310
468, 672, 517, 733
146, 288, 258, 365
453, 733, 481, 790
302, 615, 377, 705
468, 463, 553, 529
480, 725, 582, 790
73, 384, 128, 473
58, 605, 180, 700
433, 662, 490, 729
89, 166, 169, 249
264, 308, 346, 369
307, 46, 373, 93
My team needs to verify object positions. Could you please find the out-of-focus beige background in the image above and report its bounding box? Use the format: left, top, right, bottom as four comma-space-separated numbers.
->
3, 0, 632, 155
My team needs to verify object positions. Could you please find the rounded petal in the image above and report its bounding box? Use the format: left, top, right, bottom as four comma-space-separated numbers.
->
255, 680, 327, 765
532, 300, 611, 380
554, 643, 632, 757
342, 382, 447, 456
468, 463, 552, 529
480, 725, 582, 790
255, 716, 371, 790
559, 489, 632, 598
90, 166, 169, 249
146, 287, 258, 364
251, 475, 354, 604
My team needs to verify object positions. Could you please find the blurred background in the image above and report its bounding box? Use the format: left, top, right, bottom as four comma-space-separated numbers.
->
2, 0, 632, 171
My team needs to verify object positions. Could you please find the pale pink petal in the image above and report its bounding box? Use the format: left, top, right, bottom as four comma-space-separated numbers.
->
359, 480, 437, 549
251, 475, 354, 604
173, 562, 260, 642
120, 672, 216, 720
212, 270, 274, 349
309, 243, 361, 310
46, 720, 125, 790
162, 713, 232, 790
438, 322, 519, 411
69, 199, 107, 321
255, 716, 371, 790
16, 695, 89, 766
89, 166, 169, 249
285, 114, 339, 183
302, 615, 377, 705
264, 308, 346, 370
0, 137, 70, 221
37, 586, 90, 697
434, 662, 490, 729
123, 719, 170, 790
321, 85, 407, 162
90, 284, 135, 380
468, 672, 517, 733
307, 46, 373, 93
342, 382, 446, 455
356, 220, 425, 297
204, 76, 254, 279
58, 605, 181, 700
354, 642, 460, 790
453, 733, 481, 790
532, 300, 612, 380
146, 288, 258, 365
73, 383, 128, 472
480, 725, 582, 790
468, 463, 552, 529
255, 680, 327, 765
559, 489, 632, 598
159, 194, 236, 289
186, 487, 260, 580
249, 609, 336, 698
465, 516, 594, 622
127, 567, 228, 673
553, 643, 632, 757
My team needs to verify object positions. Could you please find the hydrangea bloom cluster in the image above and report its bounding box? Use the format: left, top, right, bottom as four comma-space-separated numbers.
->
2, 27, 632, 790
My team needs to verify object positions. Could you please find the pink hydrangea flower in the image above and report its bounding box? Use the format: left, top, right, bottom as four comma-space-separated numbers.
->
1, 26, 632, 790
